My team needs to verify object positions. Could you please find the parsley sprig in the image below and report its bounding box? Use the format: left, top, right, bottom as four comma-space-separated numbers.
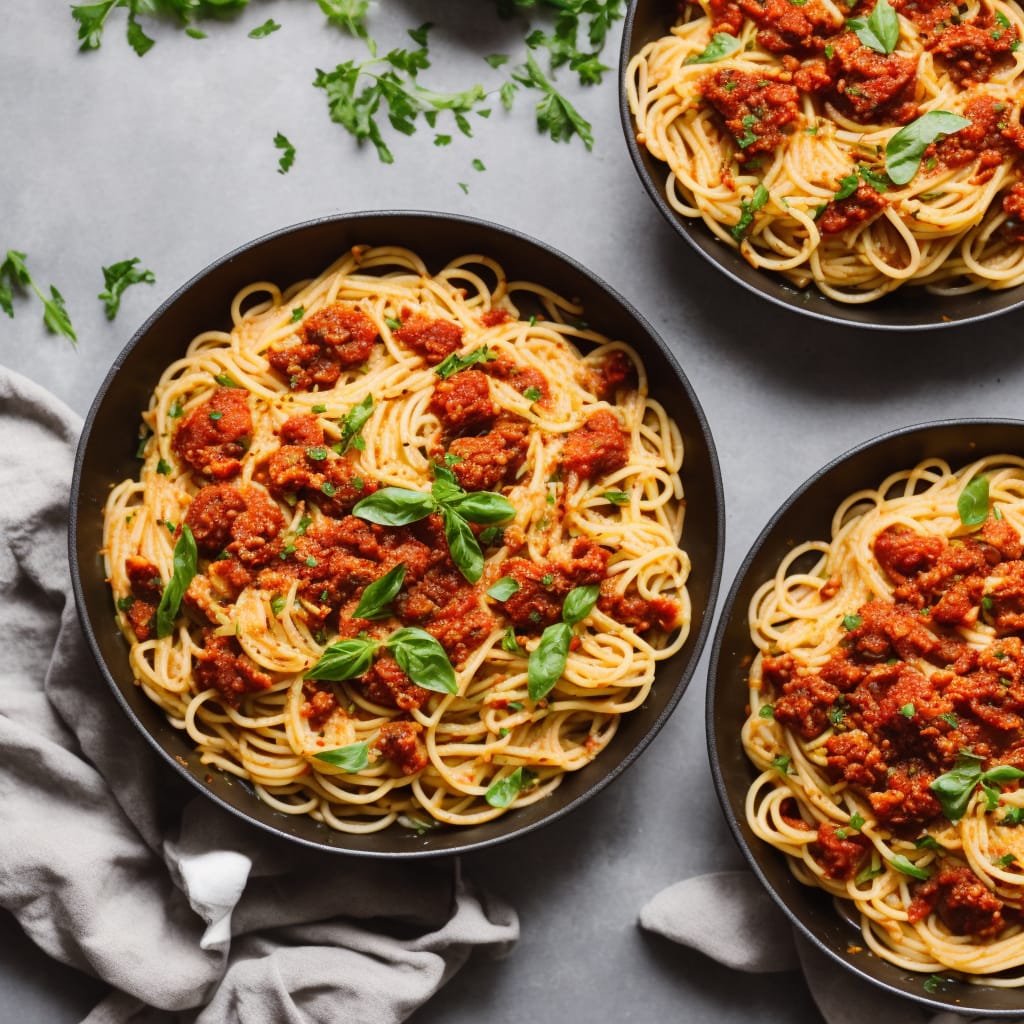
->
0, 251, 77, 345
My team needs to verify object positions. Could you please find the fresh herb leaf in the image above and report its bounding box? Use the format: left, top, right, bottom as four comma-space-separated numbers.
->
849, 811, 865, 830
890, 853, 931, 880
914, 834, 943, 849
485, 765, 535, 808
603, 490, 630, 505
930, 749, 1024, 821
759, 703, 775, 719
447, 490, 516, 524
270, 594, 288, 616
488, 576, 521, 602
0, 251, 77, 344
155, 525, 197, 638
353, 487, 436, 525
842, 613, 863, 630
353, 563, 407, 620
730, 184, 769, 242
771, 754, 792, 776
1002, 806, 1024, 826
885, 111, 971, 185
834, 172, 859, 202
389, 626, 458, 694
958, 474, 990, 527
486, 53, 509, 68
307, 637, 378, 680
686, 31, 742, 64
847, 0, 899, 53
900, 702, 916, 718
923, 975, 952, 994
562, 585, 599, 626
98, 258, 155, 320
434, 345, 496, 379
338, 394, 373, 454
528, 621, 572, 701
274, 131, 296, 174
939, 711, 959, 728
511, 52, 594, 150
314, 740, 370, 771
502, 627, 526, 655
441, 506, 485, 583
523, 386, 542, 402
249, 18, 280, 39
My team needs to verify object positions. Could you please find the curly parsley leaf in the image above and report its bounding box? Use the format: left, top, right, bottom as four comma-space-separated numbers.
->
274, 131, 297, 174
98, 258, 155, 320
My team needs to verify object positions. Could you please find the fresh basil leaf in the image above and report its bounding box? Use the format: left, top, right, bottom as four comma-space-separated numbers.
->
929, 749, 984, 821
730, 184, 770, 242
562, 585, 599, 627
339, 394, 374, 454
890, 854, 931, 880
501, 627, 526, 655
388, 626, 458, 694
433, 345, 496, 379
686, 31, 743, 64
353, 487, 436, 525
1002, 806, 1024, 826
834, 172, 859, 202
914, 835, 943, 850
957, 474, 990, 527
442, 507, 485, 583
858, 164, 891, 192
448, 490, 516, 524
488, 576, 521, 602
528, 621, 572, 701
431, 468, 466, 507
306, 638, 378, 680
314, 741, 369, 771
848, 0, 899, 53
885, 111, 971, 185
984, 765, 1024, 785
603, 490, 630, 505
353, 563, 407, 620
155, 525, 198, 638
485, 765, 535, 808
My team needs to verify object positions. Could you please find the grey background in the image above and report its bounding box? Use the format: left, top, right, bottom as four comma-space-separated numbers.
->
2, 2, 1020, 1021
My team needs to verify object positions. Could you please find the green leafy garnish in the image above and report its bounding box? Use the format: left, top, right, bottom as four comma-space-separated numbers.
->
338, 394, 374, 454
842, 613, 863, 630
352, 563, 407, 620
930, 749, 1024, 821
314, 740, 370, 771
485, 765, 535, 808
957, 474, 990, 527
686, 31, 742, 64
501, 627, 526, 655
758, 703, 775, 719
730, 184, 769, 242
602, 490, 630, 505
526, 584, 599, 701
509, 52, 594, 150
274, 132, 296, 174
307, 626, 457, 694
885, 111, 971, 185
1002, 806, 1024, 826
155, 525, 197, 638
488, 576, 521, 602
890, 853, 931, 880
899, 702, 916, 718
434, 346, 497, 379
847, 0, 899, 54
248, 18, 280, 39
771, 754, 792, 776
923, 975, 953, 994
98, 258, 155, 320
849, 811, 865, 830
0, 251, 77, 345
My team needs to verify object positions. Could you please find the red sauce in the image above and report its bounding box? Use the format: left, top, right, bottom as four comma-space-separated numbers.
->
736, 0, 838, 53
193, 631, 273, 707
373, 720, 429, 775
932, 96, 1024, 182
394, 309, 464, 364
591, 351, 638, 401
826, 31, 918, 123
124, 555, 162, 641
429, 369, 497, 436
266, 443, 378, 517
811, 822, 869, 879
172, 387, 252, 480
701, 69, 801, 160
561, 410, 629, 479
481, 356, 550, 404
447, 415, 530, 492
268, 304, 379, 390
818, 184, 888, 234
363, 654, 430, 711
185, 483, 285, 565
909, 867, 1005, 936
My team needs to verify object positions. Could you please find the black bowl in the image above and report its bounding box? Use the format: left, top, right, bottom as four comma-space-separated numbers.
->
709, 419, 1024, 1015
619, 1, 1024, 330
70, 210, 724, 858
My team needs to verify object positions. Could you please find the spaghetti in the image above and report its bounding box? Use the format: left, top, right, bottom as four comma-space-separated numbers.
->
627, 0, 1024, 302
745, 455, 1024, 982
103, 245, 691, 834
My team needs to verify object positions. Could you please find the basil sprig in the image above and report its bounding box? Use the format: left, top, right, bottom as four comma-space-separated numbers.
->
487, 576, 520, 601
848, 0, 899, 54
314, 741, 369, 772
155, 525, 197, 638
434, 346, 497, 380
885, 111, 970, 185
353, 464, 515, 583
527, 584, 600, 701
352, 563, 407, 620
307, 626, 457, 695
686, 31, 742, 64
485, 765, 536, 808
930, 749, 1024, 822
957, 474, 989, 527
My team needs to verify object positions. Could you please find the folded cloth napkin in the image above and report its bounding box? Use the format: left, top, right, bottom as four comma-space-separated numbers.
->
639, 871, 1019, 1024
0, 366, 518, 1024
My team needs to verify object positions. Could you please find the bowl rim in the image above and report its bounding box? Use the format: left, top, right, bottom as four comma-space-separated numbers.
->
617, 0, 1024, 332
707, 416, 1024, 1014
69, 208, 726, 858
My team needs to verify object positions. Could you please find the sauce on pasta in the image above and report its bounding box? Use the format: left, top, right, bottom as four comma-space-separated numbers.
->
627, 0, 1024, 302
103, 245, 691, 834
746, 456, 1024, 982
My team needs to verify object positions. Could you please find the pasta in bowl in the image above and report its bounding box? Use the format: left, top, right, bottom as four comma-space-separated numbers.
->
620, 0, 1024, 327
710, 420, 1024, 1014
72, 212, 723, 856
